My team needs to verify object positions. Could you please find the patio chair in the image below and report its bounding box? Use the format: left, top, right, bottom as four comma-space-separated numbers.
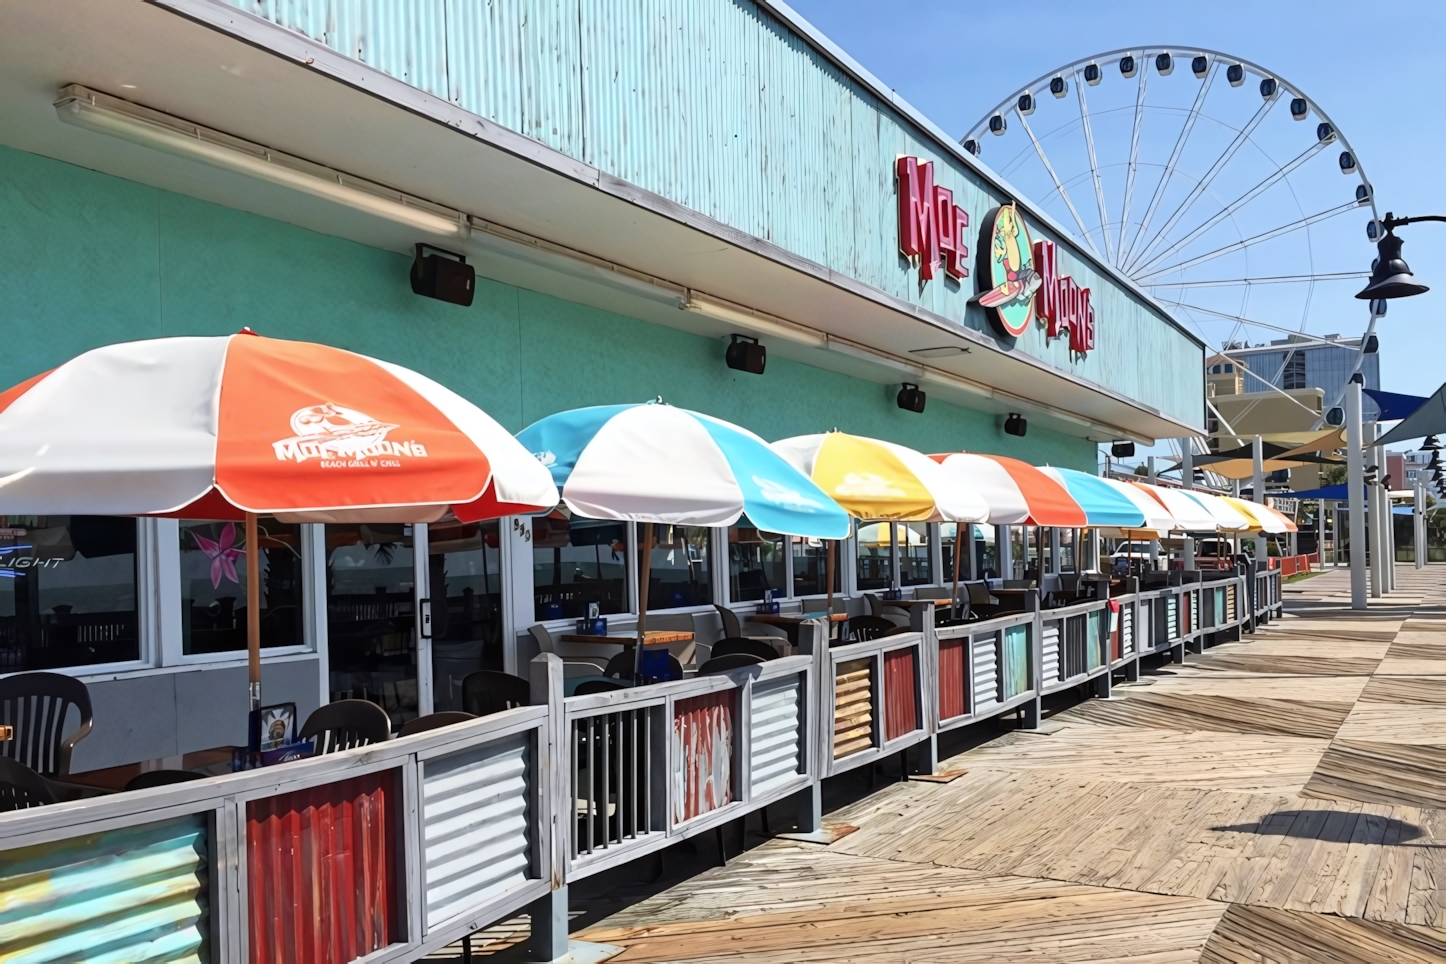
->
603, 650, 682, 682
125, 769, 206, 792
573, 679, 629, 695
0, 671, 94, 776
698, 653, 764, 675
530, 624, 609, 674
0, 757, 57, 811
399, 711, 476, 737
299, 699, 393, 755
710, 638, 780, 662
713, 605, 788, 644
864, 593, 910, 628
843, 615, 897, 642
461, 672, 532, 717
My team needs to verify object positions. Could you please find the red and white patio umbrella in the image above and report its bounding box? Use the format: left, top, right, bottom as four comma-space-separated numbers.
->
0, 332, 558, 706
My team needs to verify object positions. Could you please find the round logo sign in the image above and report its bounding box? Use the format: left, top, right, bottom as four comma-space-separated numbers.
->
977, 204, 1041, 338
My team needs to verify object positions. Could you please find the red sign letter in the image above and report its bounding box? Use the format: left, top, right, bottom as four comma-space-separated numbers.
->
897, 157, 938, 279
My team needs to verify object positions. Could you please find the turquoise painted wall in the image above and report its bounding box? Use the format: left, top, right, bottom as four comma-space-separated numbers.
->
219, 0, 1205, 429
0, 146, 1096, 471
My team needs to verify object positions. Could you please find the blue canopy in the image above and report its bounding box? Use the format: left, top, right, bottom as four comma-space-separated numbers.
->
1278, 484, 1367, 500
1364, 388, 1429, 422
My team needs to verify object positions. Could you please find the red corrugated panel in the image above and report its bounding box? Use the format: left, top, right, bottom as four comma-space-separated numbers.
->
673, 690, 733, 824
247, 771, 398, 964
883, 648, 918, 742
938, 639, 967, 721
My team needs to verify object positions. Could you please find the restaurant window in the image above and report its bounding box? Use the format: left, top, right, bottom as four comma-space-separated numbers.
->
428, 520, 503, 712
728, 520, 786, 602
179, 518, 303, 655
941, 523, 976, 580
855, 522, 893, 591
0, 517, 139, 672
791, 537, 840, 596
532, 509, 627, 621
641, 525, 711, 610
898, 523, 933, 587
326, 524, 416, 727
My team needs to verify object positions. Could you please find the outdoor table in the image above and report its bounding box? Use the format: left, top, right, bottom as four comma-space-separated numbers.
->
884, 598, 948, 609
558, 630, 694, 646
749, 611, 847, 644
0, 725, 11, 741
65, 746, 237, 793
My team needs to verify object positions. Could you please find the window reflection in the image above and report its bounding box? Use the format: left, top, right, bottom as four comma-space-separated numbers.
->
428, 520, 502, 712
855, 522, 894, 591
532, 509, 627, 621
942, 524, 981, 581
899, 522, 933, 587
326, 523, 415, 727
179, 517, 303, 655
0, 516, 138, 671
641, 525, 711, 610
791, 537, 839, 596
728, 520, 785, 602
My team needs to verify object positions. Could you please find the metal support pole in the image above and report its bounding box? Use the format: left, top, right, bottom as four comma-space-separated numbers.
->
1317, 498, 1325, 571
1345, 382, 1368, 609
525, 887, 569, 962
998, 525, 1012, 580
1049, 527, 1061, 575
1251, 436, 1267, 565
1147, 456, 1160, 570
1181, 441, 1196, 571
1367, 425, 1383, 598
1417, 480, 1427, 570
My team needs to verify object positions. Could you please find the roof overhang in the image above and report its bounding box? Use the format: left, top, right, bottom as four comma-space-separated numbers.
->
0, 0, 1201, 444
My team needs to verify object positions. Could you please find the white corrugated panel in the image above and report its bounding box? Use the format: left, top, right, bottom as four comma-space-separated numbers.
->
1227, 585, 1237, 622
422, 734, 531, 930
1042, 620, 1060, 683
750, 675, 802, 794
1167, 596, 1179, 640
1121, 605, 1134, 656
1140, 600, 1153, 651
972, 633, 999, 709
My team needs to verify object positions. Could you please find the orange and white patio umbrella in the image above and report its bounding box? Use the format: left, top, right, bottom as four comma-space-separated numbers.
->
0, 332, 558, 707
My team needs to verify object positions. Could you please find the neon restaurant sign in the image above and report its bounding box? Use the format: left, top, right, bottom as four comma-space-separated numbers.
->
896, 156, 1094, 358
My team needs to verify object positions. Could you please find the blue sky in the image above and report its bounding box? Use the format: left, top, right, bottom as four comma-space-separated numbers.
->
786, 0, 1446, 407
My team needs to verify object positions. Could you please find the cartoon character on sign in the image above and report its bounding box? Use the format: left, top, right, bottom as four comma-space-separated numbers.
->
976, 204, 1041, 338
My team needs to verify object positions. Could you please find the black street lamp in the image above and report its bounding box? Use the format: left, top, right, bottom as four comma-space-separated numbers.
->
1357, 213, 1439, 299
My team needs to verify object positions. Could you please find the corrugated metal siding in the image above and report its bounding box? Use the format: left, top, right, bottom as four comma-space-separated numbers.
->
749, 675, 801, 794
882, 647, 918, 742
1226, 585, 1237, 623
248, 771, 398, 964
938, 638, 967, 721
1167, 596, 1179, 640
672, 690, 733, 823
0, 816, 208, 964
1121, 604, 1134, 656
1041, 620, 1060, 682
1003, 625, 1030, 700
972, 633, 998, 710
832, 657, 872, 759
421, 734, 531, 931
216, 0, 1204, 426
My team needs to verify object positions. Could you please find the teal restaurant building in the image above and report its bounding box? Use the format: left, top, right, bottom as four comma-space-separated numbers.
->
0, 0, 1204, 770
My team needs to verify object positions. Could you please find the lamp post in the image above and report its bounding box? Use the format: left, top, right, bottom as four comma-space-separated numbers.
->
1346, 381, 1368, 609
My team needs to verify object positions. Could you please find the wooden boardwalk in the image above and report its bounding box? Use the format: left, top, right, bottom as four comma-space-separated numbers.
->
576, 566, 1446, 962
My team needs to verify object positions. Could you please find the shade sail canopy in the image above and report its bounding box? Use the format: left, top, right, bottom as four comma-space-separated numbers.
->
1377, 383, 1446, 447
518, 404, 849, 538
1036, 467, 1145, 527
1130, 482, 1217, 532
0, 333, 558, 523
1222, 497, 1296, 533
771, 433, 989, 523
1364, 389, 1429, 422
1182, 490, 1255, 532
1192, 430, 1345, 480
1099, 478, 1175, 536
931, 454, 1087, 526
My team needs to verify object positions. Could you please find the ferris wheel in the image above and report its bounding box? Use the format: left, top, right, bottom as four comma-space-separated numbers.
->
962, 48, 1382, 378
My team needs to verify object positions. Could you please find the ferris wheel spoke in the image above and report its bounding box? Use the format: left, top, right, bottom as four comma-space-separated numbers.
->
1120, 61, 1217, 270
1074, 70, 1114, 264
1115, 67, 1149, 266
1137, 200, 1357, 283
1166, 299, 1352, 343
1016, 109, 1102, 257
1132, 140, 1329, 277
1143, 270, 1369, 289
1125, 96, 1278, 273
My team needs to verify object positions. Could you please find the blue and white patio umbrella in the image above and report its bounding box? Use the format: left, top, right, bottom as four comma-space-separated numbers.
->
1036, 467, 1148, 528
517, 402, 851, 539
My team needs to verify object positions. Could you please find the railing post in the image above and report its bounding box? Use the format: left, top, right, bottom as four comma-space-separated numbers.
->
528, 654, 569, 963
907, 603, 938, 776
794, 619, 826, 834
1021, 590, 1042, 729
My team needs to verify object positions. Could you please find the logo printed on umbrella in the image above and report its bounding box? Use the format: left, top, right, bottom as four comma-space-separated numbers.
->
272, 403, 430, 467
834, 472, 907, 498
753, 476, 829, 512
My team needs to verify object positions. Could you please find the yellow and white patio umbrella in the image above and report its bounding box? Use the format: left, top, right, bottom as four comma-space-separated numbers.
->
1222, 497, 1298, 533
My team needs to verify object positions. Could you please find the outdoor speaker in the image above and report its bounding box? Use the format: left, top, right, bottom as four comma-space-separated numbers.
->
725, 334, 766, 375
410, 244, 475, 306
1004, 413, 1027, 437
897, 383, 926, 413
1111, 441, 1135, 458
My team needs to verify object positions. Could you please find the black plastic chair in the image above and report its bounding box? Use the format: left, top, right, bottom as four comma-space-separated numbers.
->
125, 769, 207, 793
573, 679, 629, 695
604, 651, 683, 682
698, 653, 765, 675
0, 671, 94, 776
0, 757, 57, 811
710, 637, 781, 662
843, 615, 897, 642
399, 711, 477, 737
299, 699, 393, 755
461, 671, 532, 717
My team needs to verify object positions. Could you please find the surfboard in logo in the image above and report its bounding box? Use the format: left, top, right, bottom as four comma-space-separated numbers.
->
272, 403, 428, 466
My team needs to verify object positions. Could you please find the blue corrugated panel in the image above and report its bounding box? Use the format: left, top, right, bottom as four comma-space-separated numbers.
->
0, 815, 209, 964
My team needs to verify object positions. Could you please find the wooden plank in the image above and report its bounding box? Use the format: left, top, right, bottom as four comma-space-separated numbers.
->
1201, 904, 1446, 963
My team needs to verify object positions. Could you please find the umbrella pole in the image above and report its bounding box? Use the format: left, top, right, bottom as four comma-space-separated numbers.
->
826, 539, 836, 640
951, 524, 963, 620
246, 511, 261, 710
634, 522, 654, 681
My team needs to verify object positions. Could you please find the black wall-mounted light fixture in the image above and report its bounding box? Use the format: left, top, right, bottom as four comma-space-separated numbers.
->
725, 334, 766, 374
410, 244, 475, 306
1357, 212, 1437, 300
1004, 413, 1027, 437
897, 383, 926, 413
1110, 440, 1135, 458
